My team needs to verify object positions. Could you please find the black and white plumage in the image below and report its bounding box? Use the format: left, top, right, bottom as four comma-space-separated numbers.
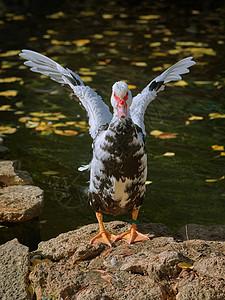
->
19, 50, 195, 245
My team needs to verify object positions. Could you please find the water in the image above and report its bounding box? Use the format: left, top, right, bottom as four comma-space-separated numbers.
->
0, 0, 224, 247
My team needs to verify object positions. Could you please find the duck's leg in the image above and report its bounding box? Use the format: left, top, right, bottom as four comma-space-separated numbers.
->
120, 208, 149, 244
90, 212, 121, 247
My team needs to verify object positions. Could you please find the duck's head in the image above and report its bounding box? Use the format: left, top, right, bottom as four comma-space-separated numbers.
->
111, 81, 132, 119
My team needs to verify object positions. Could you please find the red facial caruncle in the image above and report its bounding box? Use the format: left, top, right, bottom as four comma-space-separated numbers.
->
114, 91, 128, 119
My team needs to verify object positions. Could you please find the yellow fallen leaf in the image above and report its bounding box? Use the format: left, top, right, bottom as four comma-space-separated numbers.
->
46, 29, 58, 35
47, 11, 66, 19
0, 90, 18, 97
0, 105, 13, 111
211, 145, 224, 151
72, 39, 90, 46
18, 117, 30, 123
152, 66, 163, 72
54, 129, 78, 136
178, 262, 194, 269
12, 15, 25, 21
92, 34, 103, 39
157, 132, 179, 139
176, 41, 208, 47
150, 130, 164, 136
168, 49, 181, 55
128, 84, 137, 90
51, 39, 72, 46
150, 42, 161, 47
0, 77, 22, 83
139, 15, 160, 20
144, 34, 152, 38
131, 62, 147, 67
80, 76, 93, 83
173, 80, 188, 87
103, 31, 119, 36
163, 152, 175, 157
102, 14, 114, 19
0, 126, 17, 134
30, 112, 52, 117
145, 181, 152, 185
194, 81, 214, 85
42, 171, 60, 175
188, 115, 204, 121
205, 175, 225, 183
209, 113, 225, 119
0, 50, 20, 57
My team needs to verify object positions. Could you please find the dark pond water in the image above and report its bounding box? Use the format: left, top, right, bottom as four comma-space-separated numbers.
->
0, 0, 225, 248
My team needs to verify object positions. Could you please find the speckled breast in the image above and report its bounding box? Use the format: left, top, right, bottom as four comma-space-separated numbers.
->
89, 117, 147, 215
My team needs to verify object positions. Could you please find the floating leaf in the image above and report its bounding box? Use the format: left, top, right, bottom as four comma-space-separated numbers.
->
51, 39, 72, 46
0, 126, 17, 134
176, 41, 208, 47
0, 90, 18, 97
72, 39, 90, 46
163, 152, 175, 157
131, 62, 147, 67
152, 66, 163, 72
0, 105, 13, 111
46, 11, 66, 19
128, 84, 137, 90
194, 81, 214, 85
42, 170, 60, 175
209, 113, 225, 119
0, 77, 22, 83
150, 130, 164, 136
102, 14, 114, 19
144, 34, 152, 38
178, 262, 194, 269
157, 132, 179, 139
80, 76, 93, 83
139, 15, 160, 20
103, 31, 119, 36
188, 115, 204, 121
92, 34, 103, 39
25, 121, 40, 128
145, 181, 152, 185
54, 129, 78, 136
211, 145, 224, 151
29, 112, 52, 117
150, 42, 161, 47
205, 175, 225, 183
0, 50, 20, 57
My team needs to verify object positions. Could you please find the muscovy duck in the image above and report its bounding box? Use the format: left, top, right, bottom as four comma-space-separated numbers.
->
19, 50, 195, 246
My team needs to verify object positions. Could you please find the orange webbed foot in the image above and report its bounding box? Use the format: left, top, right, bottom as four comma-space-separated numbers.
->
120, 227, 149, 244
90, 230, 121, 247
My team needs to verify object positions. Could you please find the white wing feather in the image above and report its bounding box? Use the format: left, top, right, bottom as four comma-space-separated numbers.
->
130, 57, 196, 135
19, 49, 112, 139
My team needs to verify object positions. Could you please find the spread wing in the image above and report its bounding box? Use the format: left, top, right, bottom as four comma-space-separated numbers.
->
130, 57, 196, 135
19, 49, 112, 139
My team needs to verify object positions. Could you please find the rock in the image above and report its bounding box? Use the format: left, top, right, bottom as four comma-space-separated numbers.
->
175, 224, 225, 241
177, 276, 225, 300
0, 238, 29, 300
0, 160, 33, 187
38, 221, 171, 261
0, 185, 44, 222
194, 256, 225, 279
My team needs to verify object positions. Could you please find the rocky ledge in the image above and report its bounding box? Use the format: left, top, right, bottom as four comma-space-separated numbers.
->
0, 222, 224, 300
0, 135, 44, 223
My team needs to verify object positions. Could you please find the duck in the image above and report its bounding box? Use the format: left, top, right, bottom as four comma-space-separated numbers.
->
19, 50, 195, 246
